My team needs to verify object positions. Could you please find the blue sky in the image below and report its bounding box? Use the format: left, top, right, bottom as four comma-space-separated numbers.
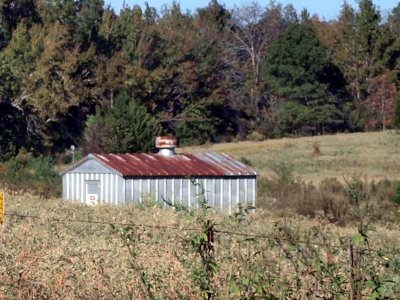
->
105, 0, 398, 20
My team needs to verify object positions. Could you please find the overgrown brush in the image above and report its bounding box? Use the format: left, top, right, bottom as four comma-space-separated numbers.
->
0, 149, 60, 197
1, 194, 400, 299
258, 159, 400, 225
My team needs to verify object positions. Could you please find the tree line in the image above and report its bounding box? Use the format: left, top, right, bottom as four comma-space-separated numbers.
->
0, 0, 399, 160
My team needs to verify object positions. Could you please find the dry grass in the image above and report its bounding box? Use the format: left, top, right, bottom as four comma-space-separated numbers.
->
2, 132, 400, 298
179, 131, 400, 184
1, 194, 400, 298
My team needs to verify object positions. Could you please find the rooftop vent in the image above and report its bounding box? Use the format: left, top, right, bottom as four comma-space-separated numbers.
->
155, 136, 178, 156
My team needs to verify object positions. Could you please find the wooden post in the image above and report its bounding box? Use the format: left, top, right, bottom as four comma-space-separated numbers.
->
204, 220, 215, 300
349, 244, 362, 300
204, 220, 214, 253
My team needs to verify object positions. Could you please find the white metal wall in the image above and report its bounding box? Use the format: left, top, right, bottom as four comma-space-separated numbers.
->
63, 173, 256, 212
124, 177, 256, 214
62, 172, 124, 204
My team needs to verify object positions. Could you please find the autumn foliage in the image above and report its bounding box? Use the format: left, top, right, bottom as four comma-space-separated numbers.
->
366, 72, 397, 130
0, 0, 399, 159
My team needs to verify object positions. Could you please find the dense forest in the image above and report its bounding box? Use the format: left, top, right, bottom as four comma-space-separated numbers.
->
0, 0, 400, 160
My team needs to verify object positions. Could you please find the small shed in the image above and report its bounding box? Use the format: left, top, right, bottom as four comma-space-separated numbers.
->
61, 137, 257, 213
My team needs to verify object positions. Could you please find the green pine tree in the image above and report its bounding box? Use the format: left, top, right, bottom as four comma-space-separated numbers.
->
262, 17, 345, 135
84, 91, 162, 154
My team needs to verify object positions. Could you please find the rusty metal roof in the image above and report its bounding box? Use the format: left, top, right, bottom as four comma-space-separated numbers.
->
91, 152, 257, 177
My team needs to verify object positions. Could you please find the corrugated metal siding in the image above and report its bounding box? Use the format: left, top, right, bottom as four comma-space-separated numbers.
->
62, 175, 67, 199
63, 172, 125, 204
62, 154, 257, 212
121, 177, 256, 214
69, 159, 115, 174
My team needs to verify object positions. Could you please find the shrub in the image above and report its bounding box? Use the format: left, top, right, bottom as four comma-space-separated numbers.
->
392, 184, 400, 205
262, 159, 305, 214
312, 142, 320, 155
261, 166, 400, 225
319, 177, 344, 194
240, 156, 252, 167
344, 175, 368, 206
256, 176, 270, 208
317, 178, 349, 224
174, 104, 217, 146
268, 159, 300, 200
370, 179, 400, 204
246, 131, 265, 141
0, 150, 60, 197
269, 179, 348, 223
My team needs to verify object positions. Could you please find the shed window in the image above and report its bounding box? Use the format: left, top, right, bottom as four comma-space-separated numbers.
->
86, 180, 100, 194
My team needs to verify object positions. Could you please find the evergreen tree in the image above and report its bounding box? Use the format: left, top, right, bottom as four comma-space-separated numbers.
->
334, 0, 386, 101
174, 104, 216, 146
262, 17, 345, 134
388, 3, 400, 33
334, 1, 399, 130
356, 0, 381, 100
84, 91, 162, 154
334, 3, 361, 101
0, 0, 40, 49
74, 0, 104, 49
386, 4, 400, 88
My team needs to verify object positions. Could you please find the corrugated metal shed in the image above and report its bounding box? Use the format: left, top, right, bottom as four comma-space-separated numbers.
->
62, 150, 257, 213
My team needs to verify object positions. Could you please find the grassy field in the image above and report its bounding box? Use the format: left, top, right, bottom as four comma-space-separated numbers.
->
1, 131, 400, 298
180, 131, 400, 184
1, 194, 400, 299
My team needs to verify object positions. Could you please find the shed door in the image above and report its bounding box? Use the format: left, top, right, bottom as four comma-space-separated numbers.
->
86, 180, 100, 205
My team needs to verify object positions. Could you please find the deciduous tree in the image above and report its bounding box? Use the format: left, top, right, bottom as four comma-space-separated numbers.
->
225, 2, 295, 123
366, 72, 397, 130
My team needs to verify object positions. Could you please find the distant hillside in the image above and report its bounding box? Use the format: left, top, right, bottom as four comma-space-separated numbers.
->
179, 131, 400, 184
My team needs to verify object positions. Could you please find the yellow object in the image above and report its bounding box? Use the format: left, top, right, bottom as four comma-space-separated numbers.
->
0, 191, 3, 224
